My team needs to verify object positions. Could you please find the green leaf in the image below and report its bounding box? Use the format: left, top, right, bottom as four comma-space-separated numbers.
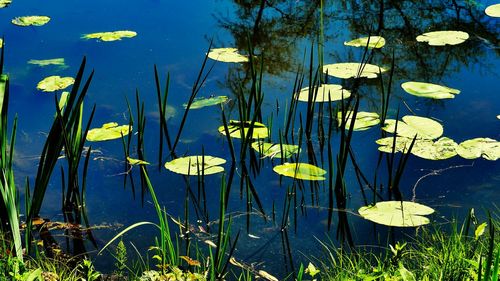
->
376, 136, 414, 154
337, 111, 380, 131
0, 0, 12, 8
305, 262, 320, 277
399, 264, 416, 281
382, 115, 443, 140
86, 122, 131, 142
416, 30, 469, 46
344, 36, 386, 48
358, 201, 435, 227
401, 81, 460, 99
37, 76, 75, 92
164, 155, 226, 176
218, 120, 268, 139
273, 162, 326, 181
251, 141, 299, 159
82, 30, 137, 42
456, 138, 500, 161
207, 48, 248, 63
184, 95, 228, 109
376, 136, 457, 160
11, 15, 50, 26
322, 62, 387, 79
295, 84, 351, 102
28, 58, 66, 67
475, 222, 487, 240
127, 157, 150, 165
485, 4, 500, 17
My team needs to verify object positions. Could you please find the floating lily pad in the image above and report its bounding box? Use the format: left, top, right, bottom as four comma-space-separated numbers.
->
0, 0, 12, 8
127, 157, 150, 165
184, 96, 228, 109
12, 16, 50, 26
485, 4, 500, 17
164, 155, 226, 176
323, 63, 387, 79
382, 116, 443, 140
87, 122, 131, 142
207, 48, 249, 63
295, 84, 351, 102
273, 163, 326, 180
456, 138, 500, 161
358, 201, 435, 227
82, 30, 137, 42
28, 58, 66, 67
218, 120, 268, 139
344, 36, 386, 48
337, 111, 380, 131
401, 81, 460, 99
377, 136, 459, 160
376, 136, 413, 154
37, 76, 74, 92
497, 115, 500, 120
251, 141, 299, 159
416, 31, 469, 46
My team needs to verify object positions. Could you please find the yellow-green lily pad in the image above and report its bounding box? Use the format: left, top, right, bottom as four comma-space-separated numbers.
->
416, 30, 469, 46
337, 111, 380, 131
184, 96, 228, 109
0, 0, 12, 8
218, 120, 268, 139
382, 115, 443, 140
376, 136, 413, 154
12, 16, 50, 26
358, 201, 435, 227
485, 4, 500, 17
456, 138, 500, 161
411, 137, 458, 160
251, 141, 299, 159
344, 36, 386, 49
28, 58, 66, 67
273, 163, 326, 180
164, 155, 226, 176
82, 30, 137, 42
323, 62, 387, 79
295, 84, 351, 102
37, 76, 74, 92
127, 157, 150, 165
401, 81, 460, 99
207, 48, 248, 63
87, 122, 131, 142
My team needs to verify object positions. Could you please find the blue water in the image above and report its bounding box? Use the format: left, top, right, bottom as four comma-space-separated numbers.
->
1, 0, 499, 278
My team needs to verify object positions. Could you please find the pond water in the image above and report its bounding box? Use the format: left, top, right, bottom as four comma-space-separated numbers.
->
1, 0, 499, 278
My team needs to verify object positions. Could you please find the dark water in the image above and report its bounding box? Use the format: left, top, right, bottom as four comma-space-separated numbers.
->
1, 0, 499, 277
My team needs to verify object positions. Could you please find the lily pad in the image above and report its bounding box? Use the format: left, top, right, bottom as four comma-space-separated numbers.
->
411, 137, 458, 160
207, 48, 248, 63
401, 81, 460, 99
358, 201, 435, 227
416, 31, 469, 46
86, 122, 131, 142
485, 4, 500, 17
456, 138, 500, 161
184, 96, 228, 109
127, 157, 150, 165
382, 115, 443, 140
28, 58, 66, 67
337, 111, 380, 131
12, 16, 50, 26
295, 84, 351, 102
251, 141, 299, 159
273, 163, 326, 181
82, 30, 137, 42
0, 0, 12, 8
164, 155, 226, 176
37, 76, 74, 92
376, 136, 414, 154
218, 120, 268, 139
323, 63, 387, 79
344, 36, 386, 49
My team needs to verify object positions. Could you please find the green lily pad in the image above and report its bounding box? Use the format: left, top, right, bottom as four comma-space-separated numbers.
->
273, 162, 326, 181
358, 201, 435, 227
456, 138, 500, 161
416, 31, 469, 46
184, 96, 228, 109
377, 137, 458, 160
376, 136, 413, 154
251, 141, 299, 159
497, 115, 500, 120
337, 111, 380, 131
344, 36, 386, 48
323, 63, 387, 79
12, 16, 50, 26
295, 84, 351, 102
401, 81, 460, 99
28, 58, 66, 67
207, 48, 249, 63
82, 30, 137, 42
87, 122, 131, 142
37, 76, 75, 92
218, 120, 268, 139
485, 4, 500, 17
0, 0, 12, 8
164, 155, 226, 176
127, 157, 150, 165
382, 115, 443, 140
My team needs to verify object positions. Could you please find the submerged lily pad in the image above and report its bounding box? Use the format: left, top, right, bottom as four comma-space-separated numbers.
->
37, 76, 74, 92
456, 138, 500, 161
323, 63, 387, 79
358, 201, 435, 227
337, 111, 380, 131
401, 81, 460, 99
0, 0, 12, 8
82, 30, 137, 42
416, 31, 469, 46
295, 84, 351, 102
184, 96, 228, 109
273, 163, 326, 180
12, 16, 50, 26
251, 141, 299, 159
28, 58, 66, 67
344, 36, 386, 48
87, 122, 131, 142
164, 156, 226, 176
485, 4, 500, 17
382, 115, 443, 140
207, 48, 248, 63
127, 157, 150, 165
218, 120, 268, 139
